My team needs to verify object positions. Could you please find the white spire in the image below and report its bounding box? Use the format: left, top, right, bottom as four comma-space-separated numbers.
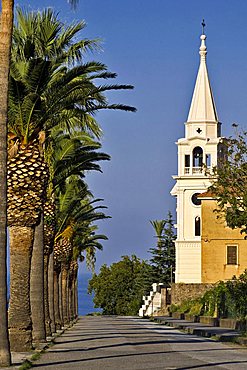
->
187, 33, 218, 123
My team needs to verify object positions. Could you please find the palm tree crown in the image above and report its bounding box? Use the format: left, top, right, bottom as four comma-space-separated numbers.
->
9, 8, 136, 148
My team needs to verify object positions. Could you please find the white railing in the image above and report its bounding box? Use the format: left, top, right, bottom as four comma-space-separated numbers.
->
184, 166, 213, 175
192, 166, 203, 174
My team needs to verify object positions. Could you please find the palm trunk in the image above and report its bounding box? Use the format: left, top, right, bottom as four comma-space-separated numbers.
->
72, 263, 78, 320
75, 273, 78, 318
44, 197, 55, 335
69, 275, 74, 321
0, 0, 14, 365
48, 252, 55, 334
53, 267, 61, 331
61, 262, 69, 326
30, 216, 46, 345
69, 262, 78, 321
8, 226, 34, 352
44, 253, 51, 337
68, 280, 72, 323
59, 271, 63, 327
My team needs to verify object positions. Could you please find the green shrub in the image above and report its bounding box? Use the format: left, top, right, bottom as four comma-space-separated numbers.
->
169, 304, 179, 313
169, 298, 202, 316
179, 300, 194, 313
201, 270, 247, 319
189, 301, 203, 316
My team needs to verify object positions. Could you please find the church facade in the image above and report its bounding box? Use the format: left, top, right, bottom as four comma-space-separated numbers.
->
171, 32, 225, 283
200, 194, 247, 283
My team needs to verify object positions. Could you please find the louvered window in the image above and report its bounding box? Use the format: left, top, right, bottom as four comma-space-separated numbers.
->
227, 245, 237, 265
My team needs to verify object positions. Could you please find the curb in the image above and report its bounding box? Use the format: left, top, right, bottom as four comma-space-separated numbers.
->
152, 316, 247, 345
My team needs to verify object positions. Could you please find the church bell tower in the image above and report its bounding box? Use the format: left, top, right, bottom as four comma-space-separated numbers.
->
171, 29, 224, 283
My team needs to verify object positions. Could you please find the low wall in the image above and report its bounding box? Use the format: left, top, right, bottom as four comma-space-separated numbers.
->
200, 316, 219, 327
171, 283, 214, 306
184, 313, 200, 322
219, 318, 246, 331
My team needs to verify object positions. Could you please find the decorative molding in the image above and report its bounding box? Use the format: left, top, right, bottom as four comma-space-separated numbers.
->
176, 242, 201, 248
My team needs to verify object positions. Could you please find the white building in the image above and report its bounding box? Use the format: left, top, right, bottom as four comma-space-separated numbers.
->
171, 32, 224, 283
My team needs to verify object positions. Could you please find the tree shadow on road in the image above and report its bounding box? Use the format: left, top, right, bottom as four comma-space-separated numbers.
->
32, 350, 247, 369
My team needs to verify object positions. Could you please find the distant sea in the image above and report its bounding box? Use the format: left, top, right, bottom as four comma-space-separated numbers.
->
78, 272, 101, 316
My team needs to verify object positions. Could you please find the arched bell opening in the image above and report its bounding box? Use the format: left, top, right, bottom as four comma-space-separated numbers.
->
192, 146, 203, 174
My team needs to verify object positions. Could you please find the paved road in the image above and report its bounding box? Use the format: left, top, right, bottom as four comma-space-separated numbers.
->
32, 316, 247, 370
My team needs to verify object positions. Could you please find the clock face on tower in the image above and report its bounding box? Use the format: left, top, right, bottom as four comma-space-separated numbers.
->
191, 193, 202, 206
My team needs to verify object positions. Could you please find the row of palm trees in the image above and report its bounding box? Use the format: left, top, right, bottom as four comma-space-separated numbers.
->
0, 7, 135, 363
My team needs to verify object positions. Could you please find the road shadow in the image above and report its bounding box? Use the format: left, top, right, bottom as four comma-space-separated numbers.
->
32, 350, 247, 369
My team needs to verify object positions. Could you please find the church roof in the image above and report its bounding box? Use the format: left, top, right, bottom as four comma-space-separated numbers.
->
187, 34, 218, 123
197, 190, 216, 199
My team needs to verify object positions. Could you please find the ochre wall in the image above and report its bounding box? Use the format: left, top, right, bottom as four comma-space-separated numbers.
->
201, 199, 247, 283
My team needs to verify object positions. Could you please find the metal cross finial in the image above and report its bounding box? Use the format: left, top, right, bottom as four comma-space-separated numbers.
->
202, 19, 206, 34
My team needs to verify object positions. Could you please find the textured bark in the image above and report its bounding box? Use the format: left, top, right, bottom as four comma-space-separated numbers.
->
30, 217, 46, 344
53, 268, 61, 331
61, 263, 69, 326
0, 0, 13, 366
48, 252, 55, 333
7, 142, 48, 227
8, 226, 34, 352
69, 263, 78, 321
75, 273, 78, 319
59, 271, 63, 326
44, 198, 56, 335
44, 253, 51, 337
68, 282, 72, 323
53, 238, 72, 327
69, 276, 74, 321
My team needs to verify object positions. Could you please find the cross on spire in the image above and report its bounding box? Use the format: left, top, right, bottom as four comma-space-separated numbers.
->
187, 25, 219, 123
202, 19, 206, 34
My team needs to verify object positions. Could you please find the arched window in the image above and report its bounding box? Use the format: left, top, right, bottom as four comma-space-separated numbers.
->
195, 216, 201, 236
193, 146, 203, 167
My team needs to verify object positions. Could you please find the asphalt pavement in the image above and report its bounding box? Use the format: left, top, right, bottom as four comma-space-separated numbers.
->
28, 316, 247, 370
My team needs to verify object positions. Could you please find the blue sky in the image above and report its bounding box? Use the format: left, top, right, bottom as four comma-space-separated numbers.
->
17, 0, 247, 272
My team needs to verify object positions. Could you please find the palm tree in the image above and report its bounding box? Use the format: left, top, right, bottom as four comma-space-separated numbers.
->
43, 128, 110, 333
31, 130, 110, 338
53, 175, 108, 325
68, 227, 107, 320
150, 220, 166, 247
0, 0, 13, 365
8, 8, 135, 351
0, 2, 80, 362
